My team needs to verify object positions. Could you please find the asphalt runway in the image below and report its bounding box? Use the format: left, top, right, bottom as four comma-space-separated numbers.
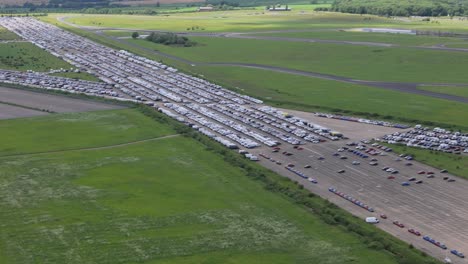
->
0, 87, 124, 113
0, 103, 48, 120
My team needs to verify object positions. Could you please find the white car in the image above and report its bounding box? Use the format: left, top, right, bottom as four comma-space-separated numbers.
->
365, 217, 379, 224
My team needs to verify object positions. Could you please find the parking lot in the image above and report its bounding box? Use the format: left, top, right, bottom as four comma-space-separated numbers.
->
252, 138, 468, 263
1, 16, 467, 263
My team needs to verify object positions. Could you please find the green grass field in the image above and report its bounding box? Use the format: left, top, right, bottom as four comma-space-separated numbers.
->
383, 144, 468, 179
0, 42, 98, 81
0, 108, 423, 264
0, 26, 20, 40
61, 10, 468, 33
252, 30, 468, 46
0, 109, 173, 156
418, 86, 468, 98
128, 37, 468, 83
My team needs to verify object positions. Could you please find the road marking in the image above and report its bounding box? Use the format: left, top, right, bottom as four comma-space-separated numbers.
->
304, 147, 322, 156
345, 165, 369, 176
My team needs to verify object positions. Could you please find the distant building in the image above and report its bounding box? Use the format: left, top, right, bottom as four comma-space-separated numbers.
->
198, 6, 214, 12
268, 7, 291, 11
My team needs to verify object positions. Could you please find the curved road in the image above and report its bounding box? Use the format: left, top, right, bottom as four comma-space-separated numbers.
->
57, 16, 468, 103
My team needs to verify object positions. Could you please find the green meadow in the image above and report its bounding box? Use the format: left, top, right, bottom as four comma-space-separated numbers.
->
0, 109, 432, 264
128, 37, 468, 83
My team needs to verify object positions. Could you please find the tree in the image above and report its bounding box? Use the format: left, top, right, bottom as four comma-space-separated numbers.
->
132, 32, 139, 39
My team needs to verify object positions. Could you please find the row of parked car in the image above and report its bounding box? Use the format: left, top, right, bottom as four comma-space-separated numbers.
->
0, 17, 344, 150
379, 125, 468, 154
0, 69, 121, 98
314, 112, 410, 129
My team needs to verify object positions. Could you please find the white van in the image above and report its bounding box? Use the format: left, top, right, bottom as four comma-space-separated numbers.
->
365, 217, 379, 224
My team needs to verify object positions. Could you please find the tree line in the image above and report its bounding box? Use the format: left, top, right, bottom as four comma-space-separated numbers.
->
316, 0, 468, 17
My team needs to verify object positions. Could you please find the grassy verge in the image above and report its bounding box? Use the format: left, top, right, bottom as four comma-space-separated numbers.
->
382, 143, 468, 179
417, 85, 468, 98
0, 26, 20, 40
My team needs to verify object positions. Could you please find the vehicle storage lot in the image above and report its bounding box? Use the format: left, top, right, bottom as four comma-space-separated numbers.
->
0, 87, 123, 113
277, 107, 410, 140
253, 139, 468, 263
0, 103, 47, 119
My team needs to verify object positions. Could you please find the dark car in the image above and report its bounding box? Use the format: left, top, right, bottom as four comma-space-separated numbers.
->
393, 221, 405, 228
409, 177, 416, 181
408, 228, 421, 236
337, 170, 345, 173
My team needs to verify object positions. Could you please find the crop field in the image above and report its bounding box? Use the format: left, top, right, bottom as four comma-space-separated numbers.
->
0, 109, 406, 264
0, 42, 98, 80
418, 86, 468, 99
128, 37, 468, 83
62, 10, 468, 33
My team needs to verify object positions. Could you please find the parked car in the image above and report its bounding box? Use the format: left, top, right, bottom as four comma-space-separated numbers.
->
408, 228, 421, 236
393, 221, 405, 228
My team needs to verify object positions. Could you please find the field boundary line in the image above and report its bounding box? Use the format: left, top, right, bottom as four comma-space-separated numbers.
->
0, 134, 180, 158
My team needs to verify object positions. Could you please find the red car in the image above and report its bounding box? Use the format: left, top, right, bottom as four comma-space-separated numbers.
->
417, 171, 426, 175
380, 214, 387, 219
408, 229, 421, 236
297, 147, 304, 150
427, 171, 435, 175
287, 163, 295, 167
393, 221, 405, 228
387, 176, 395, 180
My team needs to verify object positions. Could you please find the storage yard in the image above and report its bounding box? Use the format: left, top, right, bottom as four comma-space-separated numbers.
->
0, 16, 467, 263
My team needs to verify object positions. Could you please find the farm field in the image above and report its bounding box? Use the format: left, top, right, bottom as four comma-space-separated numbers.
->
190, 66, 468, 129
382, 143, 468, 179
127, 37, 468, 83
61, 10, 468, 33
0, 41, 98, 80
0, 108, 173, 156
0, 109, 409, 264
418, 86, 468, 99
